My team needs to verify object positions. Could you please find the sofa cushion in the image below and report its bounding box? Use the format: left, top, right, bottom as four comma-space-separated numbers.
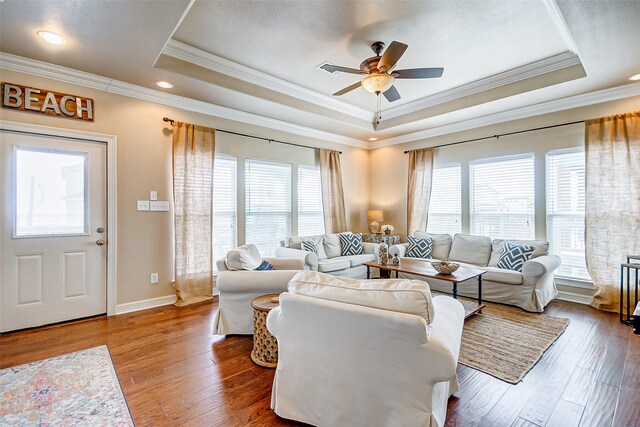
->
488, 239, 549, 266
336, 254, 375, 268
496, 242, 536, 272
323, 233, 344, 258
287, 235, 328, 259
448, 233, 492, 266
318, 258, 351, 273
340, 232, 363, 256
406, 235, 433, 258
481, 266, 523, 285
288, 271, 436, 324
413, 231, 452, 260
225, 244, 263, 271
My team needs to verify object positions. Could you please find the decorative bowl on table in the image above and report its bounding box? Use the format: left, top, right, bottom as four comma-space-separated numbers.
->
431, 261, 459, 275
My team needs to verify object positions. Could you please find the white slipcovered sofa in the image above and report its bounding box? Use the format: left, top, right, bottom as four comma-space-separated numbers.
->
267, 271, 465, 427
275, 232, 379, 279
213, 251, 303, 335
390, 231, 561, 312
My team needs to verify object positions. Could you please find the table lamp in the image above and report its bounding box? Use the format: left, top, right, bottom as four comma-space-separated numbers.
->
368, 210, 384, 234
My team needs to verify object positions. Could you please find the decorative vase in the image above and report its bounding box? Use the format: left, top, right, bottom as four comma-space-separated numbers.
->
378, 241, 389, 265
392, 254, 400, 266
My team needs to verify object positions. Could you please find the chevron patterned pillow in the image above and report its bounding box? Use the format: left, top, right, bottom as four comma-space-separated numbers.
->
406, 235, 433, 258
339, 233, 363, 256
301, 239, 317, 254
496, 242, 535, 272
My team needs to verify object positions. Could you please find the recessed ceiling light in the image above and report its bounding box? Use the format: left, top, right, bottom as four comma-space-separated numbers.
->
37, 31, 67, 45
155, 81, 174, 89
368, 137, 378, 141
629, 74, 640, 81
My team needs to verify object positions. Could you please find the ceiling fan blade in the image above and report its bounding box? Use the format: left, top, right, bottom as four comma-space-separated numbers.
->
383, 85, 401, 102
320, 63, 365, 75
377, 41, 408, 72
394, 67, 444, 79
333, 81, 362, 96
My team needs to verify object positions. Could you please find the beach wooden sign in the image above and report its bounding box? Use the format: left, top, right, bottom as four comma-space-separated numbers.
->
1, 82, 94, 121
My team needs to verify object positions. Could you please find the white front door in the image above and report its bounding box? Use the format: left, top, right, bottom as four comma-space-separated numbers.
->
0, 131, 107, 332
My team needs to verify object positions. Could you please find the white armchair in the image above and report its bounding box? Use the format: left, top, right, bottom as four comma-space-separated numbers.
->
212, 257, 303, 335
266, 272, 465, 427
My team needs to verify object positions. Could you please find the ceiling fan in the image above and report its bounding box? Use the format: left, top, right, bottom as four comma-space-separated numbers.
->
319, 41, 444, 103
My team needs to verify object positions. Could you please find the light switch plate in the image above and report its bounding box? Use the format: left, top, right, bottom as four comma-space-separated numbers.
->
150, 201, 170, 212
137, 200, 150, 211
150, 273, 158, 284
150, 191, 158, 201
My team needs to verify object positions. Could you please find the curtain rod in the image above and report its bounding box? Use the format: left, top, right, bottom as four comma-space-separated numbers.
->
163, 117, 342, 154
403, 119, 585, 154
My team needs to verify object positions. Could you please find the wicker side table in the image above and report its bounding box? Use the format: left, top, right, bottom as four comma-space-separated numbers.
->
250, 293, 280, 368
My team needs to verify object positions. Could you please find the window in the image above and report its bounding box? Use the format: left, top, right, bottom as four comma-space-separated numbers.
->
470, 154, 535, 240
213, 155, 237, 271
427, 163, 461, 235
546, 149, 589, 280
298, 165, 325, 236
245, 159, 291, 257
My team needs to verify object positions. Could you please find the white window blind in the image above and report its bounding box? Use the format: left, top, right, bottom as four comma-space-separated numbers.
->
546, 149, 590, 281
245, 159, 291, 257
427, 163, 462, 235
298, 165, 325, 236
470, 154, 535, 240
213, 155, 237, 272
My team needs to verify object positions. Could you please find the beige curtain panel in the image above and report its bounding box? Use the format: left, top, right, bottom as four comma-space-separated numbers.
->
319, 149, 347, 233
407, 148, 435, 234
172, 121, 216, 306
585, 112, 640, 313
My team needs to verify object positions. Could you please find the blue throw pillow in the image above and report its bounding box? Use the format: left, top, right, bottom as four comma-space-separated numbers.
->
496, 242, 535, 272
255, 260, 275, 271
406, 235, 433, 258
301, 239, 317, 254
339, 233, 363, 256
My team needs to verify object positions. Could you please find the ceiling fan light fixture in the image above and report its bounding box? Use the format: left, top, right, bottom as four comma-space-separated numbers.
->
361, 74, 395, 94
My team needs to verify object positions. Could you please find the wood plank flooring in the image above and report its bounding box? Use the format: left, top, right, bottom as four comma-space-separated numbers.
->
1, 298, 638, 427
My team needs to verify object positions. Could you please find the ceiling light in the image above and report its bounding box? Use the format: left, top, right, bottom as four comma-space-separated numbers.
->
361, 74, 395, 94
629, 74, 640, 81
368, 137, 378, 141
37, 31, 67, 45
155, 81, 174, 89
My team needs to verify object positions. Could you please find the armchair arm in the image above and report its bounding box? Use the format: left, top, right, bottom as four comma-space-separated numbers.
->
389, 243, 409, 257
274, 246, 318, 270
522, 254, 561, 278
216, 270, 300, 293
362, 242, 379, 254
424, 296, 465, 383
264, 257, 304, 270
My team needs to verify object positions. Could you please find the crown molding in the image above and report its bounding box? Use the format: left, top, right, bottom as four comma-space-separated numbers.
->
381, 51, 583, 121
0, 52, 368, 149
370, 82, 640, 148
162, 39, 374, 124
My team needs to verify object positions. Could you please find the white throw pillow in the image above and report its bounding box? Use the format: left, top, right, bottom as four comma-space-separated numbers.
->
286, 235, 328, 259
225, 244, 263, 271
287, 271, 436, 325
323, 232, 348, 258
413, 231, 452, 260
448, 233, 492, 266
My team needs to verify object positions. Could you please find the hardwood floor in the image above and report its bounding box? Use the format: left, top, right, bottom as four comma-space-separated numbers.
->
1, 298, 638, 427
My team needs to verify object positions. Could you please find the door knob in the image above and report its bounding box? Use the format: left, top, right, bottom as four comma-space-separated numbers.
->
96, 239, 106, 246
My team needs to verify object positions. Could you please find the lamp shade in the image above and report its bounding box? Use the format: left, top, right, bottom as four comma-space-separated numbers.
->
361, 74, 395, 94
367, 210, 384, 222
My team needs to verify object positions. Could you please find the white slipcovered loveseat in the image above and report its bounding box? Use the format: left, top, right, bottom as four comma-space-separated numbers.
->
267, 271, 465, 427
275, 232, 379, 279
389, 232, 561, 312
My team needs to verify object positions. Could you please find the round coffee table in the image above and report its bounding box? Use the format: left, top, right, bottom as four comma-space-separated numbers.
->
250, 293, 280, 368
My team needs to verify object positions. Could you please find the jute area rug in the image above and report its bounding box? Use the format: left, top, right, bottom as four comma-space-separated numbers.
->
458, 302, 570, 384
0, 345, 134, 426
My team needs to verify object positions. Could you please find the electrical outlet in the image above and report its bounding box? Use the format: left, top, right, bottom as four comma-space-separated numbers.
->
137, 200, 150, 211
150, 191, 158, 201
150, 201, 170, 211
150, 273, 159, 284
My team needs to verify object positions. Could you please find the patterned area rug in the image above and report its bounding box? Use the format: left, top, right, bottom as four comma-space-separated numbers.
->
459, 302, 570, 384
0, 345, 134, 426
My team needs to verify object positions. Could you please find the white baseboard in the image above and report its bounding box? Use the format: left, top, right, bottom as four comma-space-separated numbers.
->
557, 290, 593, 305
115, 295, 177, 315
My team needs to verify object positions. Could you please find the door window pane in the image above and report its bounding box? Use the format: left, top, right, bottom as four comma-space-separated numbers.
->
15, 148, 87, 236
427, 163, 462, 235
213, 155, 237, 272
